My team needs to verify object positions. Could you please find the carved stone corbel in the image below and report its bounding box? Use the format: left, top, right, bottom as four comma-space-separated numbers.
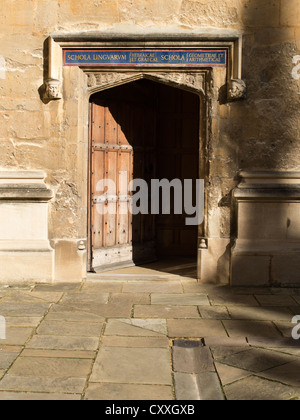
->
43, 78, 62, 100
227, 79, 246, 102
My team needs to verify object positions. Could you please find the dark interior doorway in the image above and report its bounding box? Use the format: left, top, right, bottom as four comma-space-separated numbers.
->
89, 79, 200, 272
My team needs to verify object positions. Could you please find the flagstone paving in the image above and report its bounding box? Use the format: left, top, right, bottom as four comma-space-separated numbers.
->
0, 278, 299, 400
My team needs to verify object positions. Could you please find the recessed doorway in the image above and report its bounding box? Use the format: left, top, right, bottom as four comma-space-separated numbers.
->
88, 79, 201, 274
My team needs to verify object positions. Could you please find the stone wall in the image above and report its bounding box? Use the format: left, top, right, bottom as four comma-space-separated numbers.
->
0, 0, 299, 283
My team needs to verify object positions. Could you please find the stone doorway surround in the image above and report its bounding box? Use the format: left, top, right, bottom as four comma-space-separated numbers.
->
0, 31, 247, 283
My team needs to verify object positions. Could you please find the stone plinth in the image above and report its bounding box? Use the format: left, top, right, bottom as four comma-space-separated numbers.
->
231, 171, 300, 287
0, 171, 54, 283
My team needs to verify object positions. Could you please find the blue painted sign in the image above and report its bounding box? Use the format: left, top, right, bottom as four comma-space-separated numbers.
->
63, 49, 227, 67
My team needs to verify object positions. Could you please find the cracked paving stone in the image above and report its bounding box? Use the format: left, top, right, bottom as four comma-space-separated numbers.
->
2, 327, 35, 346
56, 302, 133, 318
122, 282, 183, 294
210, 346, 250, 360
0, 351, 20, 370
217, 348, 296, 373
0, 392, 81, 400
109, 293, 150, 305
47, 305, 105, 322
215, 362, 251, 386
224, 375, 300, 400
104, 319, 167, 337
0, 292, 51, 303
0, 375, 86, 394
258, 360, 300, 387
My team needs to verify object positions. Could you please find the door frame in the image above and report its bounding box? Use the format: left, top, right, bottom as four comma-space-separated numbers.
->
88, 79, 203, 272
87, 71, 208, 273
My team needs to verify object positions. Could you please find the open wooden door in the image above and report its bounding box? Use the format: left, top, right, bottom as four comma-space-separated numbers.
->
89, 85, 157, 271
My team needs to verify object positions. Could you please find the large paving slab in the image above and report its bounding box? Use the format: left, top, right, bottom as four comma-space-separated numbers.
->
174, 372, 224, 400
85, 383, 173, 400
36, 320, 103, 337
8, 357, 93, 378
151, 293, 209, 306
58, 293, 109, 305
0, 375, 86, 394
254, 295, 298, 307
109, 293, 151, 305
0, 302, 50, 317
258, 360, 300, 387
215, 362, 251, 386
56, 302, 133, 318
122, 281, 183, 294
216, 347, 296, 373
81, 282, 124, 293
167, 319, 227, 338
26, 335, 100, 351
90, 347, 172, 385
45, 308, 105, 323
2, 327, 35, 346
21, 349, 96, 359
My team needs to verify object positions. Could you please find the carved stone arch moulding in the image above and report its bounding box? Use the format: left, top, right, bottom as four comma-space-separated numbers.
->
85, 71, 207, 97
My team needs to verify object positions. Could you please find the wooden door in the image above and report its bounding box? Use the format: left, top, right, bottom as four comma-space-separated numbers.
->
89, 84, 157, 271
